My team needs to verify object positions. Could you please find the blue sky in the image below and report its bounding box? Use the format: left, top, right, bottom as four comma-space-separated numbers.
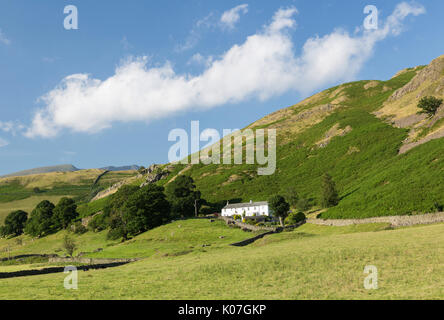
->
0, 0, 442, 175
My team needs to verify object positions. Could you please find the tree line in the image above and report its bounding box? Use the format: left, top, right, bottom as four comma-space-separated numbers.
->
0, 175, 202, 240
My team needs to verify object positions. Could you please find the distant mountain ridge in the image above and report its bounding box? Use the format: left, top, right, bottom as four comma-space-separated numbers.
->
1, 164, 79, 178
100, 165, 140, 171
1, 164, 140, 178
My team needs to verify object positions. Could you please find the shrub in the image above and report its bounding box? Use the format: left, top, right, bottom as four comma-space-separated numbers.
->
321, 173, 339, 208
63, 234, 77, 257
88, 213, 108, 232
417, 96, 443, 117
72, 221, 87, 235
232, 214, 242, 221
285, 212, 306, 225
432, 202, 443, 213
33, 187, 42, 194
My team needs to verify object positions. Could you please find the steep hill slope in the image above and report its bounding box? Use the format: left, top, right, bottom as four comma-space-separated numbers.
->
159, 55, 444, 219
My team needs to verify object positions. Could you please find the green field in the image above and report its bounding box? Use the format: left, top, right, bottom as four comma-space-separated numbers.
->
0, 219, 442, 299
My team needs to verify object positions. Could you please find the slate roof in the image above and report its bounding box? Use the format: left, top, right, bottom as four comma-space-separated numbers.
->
222, 201, 268, 209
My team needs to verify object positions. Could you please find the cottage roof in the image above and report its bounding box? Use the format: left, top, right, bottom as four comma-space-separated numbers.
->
222, 201, 268, 209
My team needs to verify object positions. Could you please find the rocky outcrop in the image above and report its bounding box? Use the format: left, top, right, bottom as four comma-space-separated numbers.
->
140, 164, 171, 187
315, 123, 352, 148
389, 56, 444, 102
91, 180, 126, 202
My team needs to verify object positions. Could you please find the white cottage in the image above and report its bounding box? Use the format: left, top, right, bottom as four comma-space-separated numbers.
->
221, 200, 270, 217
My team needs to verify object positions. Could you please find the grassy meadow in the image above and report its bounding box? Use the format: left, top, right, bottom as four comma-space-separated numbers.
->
0, 219, 442, 299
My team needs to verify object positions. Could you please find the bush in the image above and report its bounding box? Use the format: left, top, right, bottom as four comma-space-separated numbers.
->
33, 187, 42, 194
285, 212, 306, 225
88, 213, 108, 232
417, 96, 443, 117
432, 202, 443, 213
232, 214, 242, 221
72, 221, 87, 235
62, 234, 77, 257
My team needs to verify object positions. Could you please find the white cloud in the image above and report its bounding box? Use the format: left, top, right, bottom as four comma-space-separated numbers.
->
220, 4, 249, 30
26, 2, 425, 138
0, 121, 24, 136
176, 13, 215, 52
0, 137, 9, 148
187, 53, 214, 67
0, 29, 10, 45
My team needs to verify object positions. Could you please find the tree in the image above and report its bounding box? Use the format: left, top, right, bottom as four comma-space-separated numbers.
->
165, 175, 201, 218
108, 185, 171, 240
24, 200, 55, 237
417, 96, 443, 117
321, 173, 339, 208
269, 195, 290, 227
106, 185, 140, 214
63, 234, 77, 257
102, 185, 140, 240
123, 185, 171, 236
0, 210, 28, 237
53, 197, 78, 229
33, 187, 42, 194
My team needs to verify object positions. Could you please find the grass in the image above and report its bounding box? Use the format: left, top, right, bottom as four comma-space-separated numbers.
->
0, 219, 256, 260
0, 220, 441, 299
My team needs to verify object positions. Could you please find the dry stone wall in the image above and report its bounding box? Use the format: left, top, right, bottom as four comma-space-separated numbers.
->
307, 212, 444, 227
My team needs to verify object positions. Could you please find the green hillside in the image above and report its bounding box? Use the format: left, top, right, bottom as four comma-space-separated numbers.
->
157, 55, 444, 219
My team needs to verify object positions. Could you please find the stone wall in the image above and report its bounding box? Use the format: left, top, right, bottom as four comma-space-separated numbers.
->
307, 212, 444, 227
0, 261, 130, 279
48, 257, 139, 264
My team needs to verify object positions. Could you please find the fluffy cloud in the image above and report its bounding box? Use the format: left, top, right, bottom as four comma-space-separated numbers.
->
220, 4, 249, 29
26, 2, 425, 138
